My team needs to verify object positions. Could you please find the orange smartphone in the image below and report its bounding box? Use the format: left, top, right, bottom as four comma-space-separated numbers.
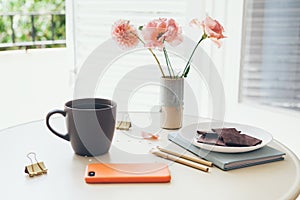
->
85, 163, 171, 183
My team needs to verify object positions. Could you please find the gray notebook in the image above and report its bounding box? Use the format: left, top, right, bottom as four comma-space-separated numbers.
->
168, 132, 285, 170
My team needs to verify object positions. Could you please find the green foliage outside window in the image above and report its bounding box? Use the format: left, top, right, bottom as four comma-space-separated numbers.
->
0, 0, 66, 50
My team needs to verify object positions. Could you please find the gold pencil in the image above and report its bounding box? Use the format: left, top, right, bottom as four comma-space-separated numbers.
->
150, 148, 209, 172
157, 146, 213, 167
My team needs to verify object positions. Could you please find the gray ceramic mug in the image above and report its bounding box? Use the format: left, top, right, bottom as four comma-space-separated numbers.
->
46, 98, 117, 156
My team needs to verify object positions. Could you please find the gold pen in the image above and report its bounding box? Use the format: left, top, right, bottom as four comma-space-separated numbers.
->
150, 148, 209, 172
157, 146, 213, 167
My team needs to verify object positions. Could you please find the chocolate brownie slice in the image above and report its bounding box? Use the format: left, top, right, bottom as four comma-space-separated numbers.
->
197, 128, 262, 147
219, 131, 262, 147
197, 132, 226, 146
240, 134, 262, 146
212, 128, 241, 135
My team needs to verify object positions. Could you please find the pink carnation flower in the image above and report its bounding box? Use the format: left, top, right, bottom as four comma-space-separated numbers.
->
141, 18, 167, 49
112, 20, 139, 48
190, 16, 225, 48
163, 18, 183, 46
142, 18, 183, 49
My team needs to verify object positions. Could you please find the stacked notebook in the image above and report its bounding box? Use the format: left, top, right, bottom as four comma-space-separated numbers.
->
168, 132, 285, 171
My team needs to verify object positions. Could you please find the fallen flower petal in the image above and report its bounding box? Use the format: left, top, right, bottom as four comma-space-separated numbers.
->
141, 131, 159, 140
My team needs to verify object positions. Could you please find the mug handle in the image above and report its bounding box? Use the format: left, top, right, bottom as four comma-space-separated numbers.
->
46, 110, 70, 141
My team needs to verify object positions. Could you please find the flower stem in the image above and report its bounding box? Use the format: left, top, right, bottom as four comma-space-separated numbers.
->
149, 48, 166, 77
132, 32, 166, 77
167, 49, 176, 78
181, 33, 207, 78
163, 47, 175, 78
163, 48, 172, 77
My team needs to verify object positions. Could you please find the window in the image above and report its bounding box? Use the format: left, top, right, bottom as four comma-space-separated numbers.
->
240, 0, 300, 112
0, 0, 66, 50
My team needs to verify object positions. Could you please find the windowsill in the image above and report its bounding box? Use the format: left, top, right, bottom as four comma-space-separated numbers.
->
238, 100, 300, 119
0, 47, 67, 55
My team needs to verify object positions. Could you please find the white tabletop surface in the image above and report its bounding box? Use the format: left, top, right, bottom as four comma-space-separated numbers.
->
0, 112, 299, 200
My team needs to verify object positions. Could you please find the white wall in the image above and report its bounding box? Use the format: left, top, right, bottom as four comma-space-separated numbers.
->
0, 48, 72, 130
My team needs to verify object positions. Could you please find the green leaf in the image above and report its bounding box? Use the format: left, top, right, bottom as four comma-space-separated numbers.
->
138, 26, 143, 31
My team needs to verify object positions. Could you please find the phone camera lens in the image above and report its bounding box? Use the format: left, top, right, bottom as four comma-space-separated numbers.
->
88, 171, 95, 176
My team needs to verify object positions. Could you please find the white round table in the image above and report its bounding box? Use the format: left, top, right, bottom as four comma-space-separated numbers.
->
1, 112, 299, 200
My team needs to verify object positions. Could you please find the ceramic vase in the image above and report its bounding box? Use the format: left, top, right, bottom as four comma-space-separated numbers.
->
160, 77, 184, 129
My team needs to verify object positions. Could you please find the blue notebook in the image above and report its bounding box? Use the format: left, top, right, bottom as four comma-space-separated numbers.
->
168, 132, 285, 170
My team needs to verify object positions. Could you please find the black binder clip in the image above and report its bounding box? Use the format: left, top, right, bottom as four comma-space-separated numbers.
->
116, 114, 131, 130
25, 152, 48, 177
116, 121, 132, 130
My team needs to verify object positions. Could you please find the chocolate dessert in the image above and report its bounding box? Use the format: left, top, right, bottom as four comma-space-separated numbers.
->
197, 128, 262, 147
